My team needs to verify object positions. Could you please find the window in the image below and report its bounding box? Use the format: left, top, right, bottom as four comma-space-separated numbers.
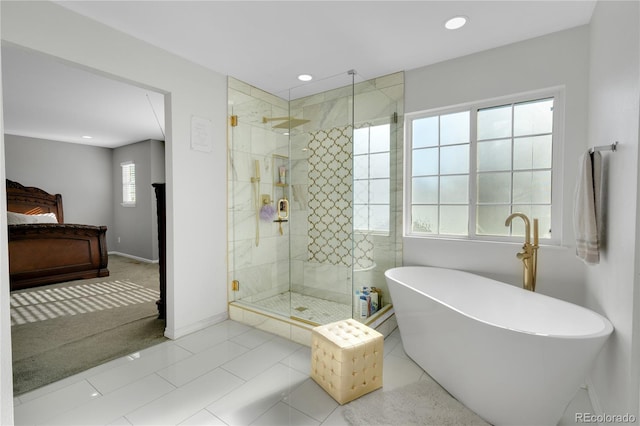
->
406, 90, 561, 243
121, 161, 136, 206
354, 123, 391, 233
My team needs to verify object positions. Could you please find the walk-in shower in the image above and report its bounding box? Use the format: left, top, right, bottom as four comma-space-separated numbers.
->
227, 71, 404, 327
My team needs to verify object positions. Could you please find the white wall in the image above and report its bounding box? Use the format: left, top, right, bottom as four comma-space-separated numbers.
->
5, 136, 166, 260
0, 7, 14, 419
404, 26, 590, 304
405, 6, 640, 417
4, 134, 113, 230
0, 1, 228, 420
112, 139, 164, 261
585, 0, 640, 417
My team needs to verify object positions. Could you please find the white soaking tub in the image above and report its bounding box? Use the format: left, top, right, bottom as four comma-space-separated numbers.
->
385, 266, 613, 426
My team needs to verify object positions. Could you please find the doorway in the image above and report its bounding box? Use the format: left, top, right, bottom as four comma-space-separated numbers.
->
2, 43, 169, 395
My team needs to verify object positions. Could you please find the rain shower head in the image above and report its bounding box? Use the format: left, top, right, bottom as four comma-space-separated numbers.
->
262, 116, 310, 129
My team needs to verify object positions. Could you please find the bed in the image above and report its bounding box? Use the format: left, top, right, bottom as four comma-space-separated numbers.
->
6, 179, 109, 291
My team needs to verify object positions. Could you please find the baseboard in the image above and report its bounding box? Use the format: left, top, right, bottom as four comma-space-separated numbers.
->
164, 311, 228, 339
108, 251, 158, 264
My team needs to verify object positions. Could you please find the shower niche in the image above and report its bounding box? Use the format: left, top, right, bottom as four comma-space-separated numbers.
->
227, 72, 404, 340
272, 154, 289, 232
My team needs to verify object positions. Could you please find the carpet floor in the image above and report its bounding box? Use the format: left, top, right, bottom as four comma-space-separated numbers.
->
11, 255, 168, 395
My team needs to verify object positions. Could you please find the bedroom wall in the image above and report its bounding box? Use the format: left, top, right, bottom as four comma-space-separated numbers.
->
4, 135, 167, 260
4, 134, 113, 237
112, 139, 165, 261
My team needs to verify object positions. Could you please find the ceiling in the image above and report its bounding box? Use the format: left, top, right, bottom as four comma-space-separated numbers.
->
2, 1, 596, 148
2, 44, 165, 148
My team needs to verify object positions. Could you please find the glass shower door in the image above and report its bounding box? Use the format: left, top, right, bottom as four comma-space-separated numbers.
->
227, 77, 291, 317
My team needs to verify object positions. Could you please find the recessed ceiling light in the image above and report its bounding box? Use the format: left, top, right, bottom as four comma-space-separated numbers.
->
445, 16, 468, 30
82, 135, 93, 139
298, 74, 313, 82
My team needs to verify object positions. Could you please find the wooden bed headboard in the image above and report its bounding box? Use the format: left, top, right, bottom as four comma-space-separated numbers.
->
6, 180, 64, 223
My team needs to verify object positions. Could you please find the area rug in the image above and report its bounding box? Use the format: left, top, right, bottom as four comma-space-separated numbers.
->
343, 378, 490, 426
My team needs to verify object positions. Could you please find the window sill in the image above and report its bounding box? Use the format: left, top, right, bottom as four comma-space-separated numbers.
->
403, 234, 568, 251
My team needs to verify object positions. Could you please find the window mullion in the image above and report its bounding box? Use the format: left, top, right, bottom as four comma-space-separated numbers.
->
367, 133, 372, 231
469, 108, 478, 239
510, 104, 515, 231
405, 118, 414, 236
437, 116, 441, 235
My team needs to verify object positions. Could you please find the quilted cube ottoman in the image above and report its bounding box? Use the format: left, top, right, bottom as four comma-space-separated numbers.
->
311, 319, 383, 404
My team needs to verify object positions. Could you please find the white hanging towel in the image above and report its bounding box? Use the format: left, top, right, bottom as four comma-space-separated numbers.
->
573, 151, 602, 264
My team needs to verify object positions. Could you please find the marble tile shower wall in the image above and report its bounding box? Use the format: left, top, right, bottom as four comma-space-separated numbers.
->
228, 78, 291, 304
289, 72, 405, 307
288, 87, 353, 306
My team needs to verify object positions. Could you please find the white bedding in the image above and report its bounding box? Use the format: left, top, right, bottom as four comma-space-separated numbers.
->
7, 211, 58, 225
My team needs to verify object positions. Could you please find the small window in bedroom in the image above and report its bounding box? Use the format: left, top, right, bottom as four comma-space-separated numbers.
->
121, 161, 136, 207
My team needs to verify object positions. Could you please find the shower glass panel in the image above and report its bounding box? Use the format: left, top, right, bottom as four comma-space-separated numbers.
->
351, 74, 403, 320
287, 72, 356, 324
227, 78, 291, 317
228, 72, 403, 326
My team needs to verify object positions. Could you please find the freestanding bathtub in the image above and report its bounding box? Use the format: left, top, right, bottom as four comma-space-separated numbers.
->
385, 266, 613, 426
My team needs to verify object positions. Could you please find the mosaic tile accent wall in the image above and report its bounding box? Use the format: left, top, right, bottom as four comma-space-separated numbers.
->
307, 126, 353, 267
354, 232, 375, 270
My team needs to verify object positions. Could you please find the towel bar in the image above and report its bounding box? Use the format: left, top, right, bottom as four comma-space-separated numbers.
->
589, 141, 618, 153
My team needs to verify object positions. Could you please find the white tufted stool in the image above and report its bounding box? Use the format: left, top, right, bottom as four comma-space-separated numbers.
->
311, 319, 383, 404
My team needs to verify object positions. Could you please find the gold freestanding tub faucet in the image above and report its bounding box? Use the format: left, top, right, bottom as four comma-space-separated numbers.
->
505, 213, 539, 291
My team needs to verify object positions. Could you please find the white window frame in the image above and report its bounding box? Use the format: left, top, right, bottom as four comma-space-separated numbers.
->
121, 161, 136, 207
353, 122, 392, 235
404, 87, 564, 245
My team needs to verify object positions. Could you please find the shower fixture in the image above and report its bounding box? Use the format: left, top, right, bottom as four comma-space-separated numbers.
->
262, 116, 310, 129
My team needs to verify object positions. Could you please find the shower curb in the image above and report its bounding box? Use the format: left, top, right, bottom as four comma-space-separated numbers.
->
228, 301, 397, 347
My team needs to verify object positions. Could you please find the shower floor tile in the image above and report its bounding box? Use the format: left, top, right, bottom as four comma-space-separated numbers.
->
252, 292, 352, 325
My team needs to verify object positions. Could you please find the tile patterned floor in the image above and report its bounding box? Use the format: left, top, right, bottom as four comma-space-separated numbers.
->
12, 319, 592, 425
252, 292, 352, 324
